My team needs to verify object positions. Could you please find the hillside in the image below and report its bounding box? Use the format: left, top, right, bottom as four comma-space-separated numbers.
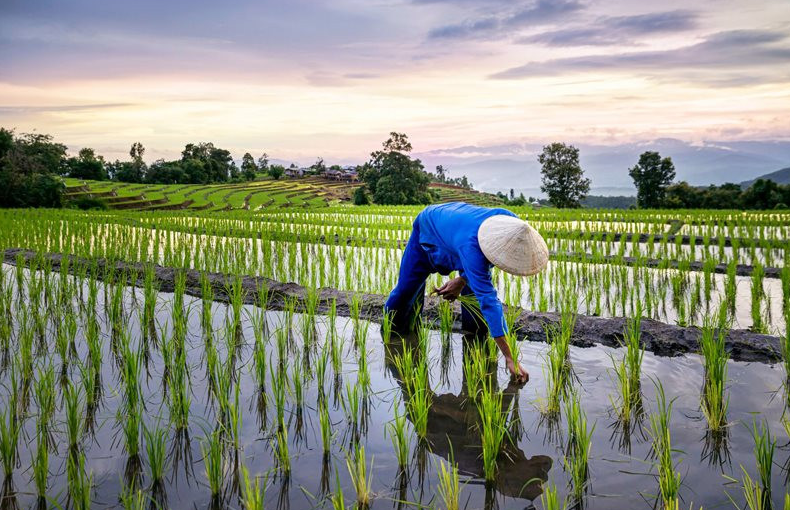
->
62, 178, 503, 211
740, 166, 790, 188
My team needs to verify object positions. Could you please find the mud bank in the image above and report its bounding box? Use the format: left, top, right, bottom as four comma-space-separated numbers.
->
4, 248, 784, 364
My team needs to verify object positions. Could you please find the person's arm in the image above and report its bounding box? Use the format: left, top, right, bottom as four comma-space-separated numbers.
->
458, 245, 528, 383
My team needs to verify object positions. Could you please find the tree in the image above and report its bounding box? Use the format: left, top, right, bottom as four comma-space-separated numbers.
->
310, 157, 326, 174
629, 151, 676, 208
435, 165, 446, 182
241, 153, 258, 181
257, 153, 269, 173
742, 179, 783, 210
538, 142, 590, 208
268, 164, 285, 180
0, 128, 66, 208
353, 185, 371, 205
66, 147, 107, 180
361, 132, 434, 205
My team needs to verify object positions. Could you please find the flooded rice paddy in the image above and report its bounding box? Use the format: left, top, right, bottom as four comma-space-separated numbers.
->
0, 265, 788, 509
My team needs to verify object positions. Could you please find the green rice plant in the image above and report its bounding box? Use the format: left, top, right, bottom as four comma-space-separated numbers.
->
463, 342, 489, 401
563, 390, 594, 502
168, 354, 191, 431
63, 382, 84, 453
436, 454, 461, 510
120, 482, 148, 510
749, 420, 775, 507
330, 471, 345, 510
438, 300, 454, 338
66, 451, 93, 510
345, 443, 373, 507
240, 462, 268, 510
648, 380, 681, 510
318, 399, 333, 454
698, 305, 731, 431
751, 264, 766, 334
342, 380, 361, 429
316, 342, 329, 400
539, 480, 566, 510
407, 354, 431, 438
270, 360, 287, 431
0, 408, 19, 478
272, 426, 291, 476
252, 326, 268, 391
381, 308, 394, 345
505, 331, 522, 378
727, 466, 767, 510
542, 326, 572, 417
34, 361, 56, 443
121, 399, 143, 459
330, 327, 344, 376
610, 302, 645, 424
32, 427, 48, 499
202, 429, 226, 497
385, 400, 410, 469
291, 351, 305, 408
476, 380, 509, 483
144, 424, 168, 487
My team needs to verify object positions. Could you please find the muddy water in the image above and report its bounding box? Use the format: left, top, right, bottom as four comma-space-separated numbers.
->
1, 268, 789, 510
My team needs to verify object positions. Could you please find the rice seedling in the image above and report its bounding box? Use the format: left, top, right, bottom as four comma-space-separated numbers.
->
436, 453, 461, 510
32, 427, 48, 500
505, 331, 522, 377
386, 400, 410, 469
63, 382, 84, 453
120, 482, 148, 510
269, 360, 287, 431
563, 390, 594, 502
749, 420, 775, 507
67, 451, 93, 510
610, 302, 644, 425
463, 342, 489, 401
648, 380, 681, 510
272, 427, 291, 476
346, 443, 373, 507
0, 408, 19, 478
330, 472, 345, 510
539, 480, 566, 510
34, 361, 56, 444
240, 462, 268, 510
476, 380, 509, 483
121, 399, 143, 459
144, 424, 169, 488
318, 399, 333, 454
202, 428, 226, 497
381, 308, 394, 345
699, 306, 730, 433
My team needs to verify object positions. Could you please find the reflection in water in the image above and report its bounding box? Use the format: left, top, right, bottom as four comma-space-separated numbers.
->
384, 332, 553, 505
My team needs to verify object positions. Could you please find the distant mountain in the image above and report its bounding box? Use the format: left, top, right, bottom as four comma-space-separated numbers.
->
740, 166, 790, 188
414, 139, 790, 195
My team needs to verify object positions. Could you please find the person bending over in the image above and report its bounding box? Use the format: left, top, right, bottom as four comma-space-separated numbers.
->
384, 201, 548, 383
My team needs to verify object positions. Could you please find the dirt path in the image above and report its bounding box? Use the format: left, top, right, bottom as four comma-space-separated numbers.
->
3, 248, 784, 364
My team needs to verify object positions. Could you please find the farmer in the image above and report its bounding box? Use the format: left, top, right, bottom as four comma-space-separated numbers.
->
384, 201, 549, 383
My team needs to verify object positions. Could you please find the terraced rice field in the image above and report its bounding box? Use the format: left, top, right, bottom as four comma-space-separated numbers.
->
0, 204, 788, 509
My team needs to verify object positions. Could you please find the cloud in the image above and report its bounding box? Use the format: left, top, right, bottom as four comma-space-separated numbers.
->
0, 103, 135, 114
490, 29, 790, 84
428, 0, 584, 40
520, 9, 699, 46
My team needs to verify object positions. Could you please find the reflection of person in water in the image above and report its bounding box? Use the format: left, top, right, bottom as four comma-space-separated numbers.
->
384, 332, 553, 501
384, 202, 549, 383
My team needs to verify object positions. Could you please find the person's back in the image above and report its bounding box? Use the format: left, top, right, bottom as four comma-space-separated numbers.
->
416, 202, 517, 275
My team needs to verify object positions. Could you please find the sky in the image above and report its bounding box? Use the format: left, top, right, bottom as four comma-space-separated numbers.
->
1, 0, 789, 166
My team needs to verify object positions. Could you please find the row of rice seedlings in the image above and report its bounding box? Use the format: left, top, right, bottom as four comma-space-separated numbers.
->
476, 379, 509, 483
563, 390, 594, 503
648, 381, 681, 510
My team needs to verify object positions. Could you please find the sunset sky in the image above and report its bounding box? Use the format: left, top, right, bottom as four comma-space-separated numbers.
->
1, 0, 789, 165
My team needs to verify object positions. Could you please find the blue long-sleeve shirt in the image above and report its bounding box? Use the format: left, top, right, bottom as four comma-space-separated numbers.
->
414, 202, 517, 338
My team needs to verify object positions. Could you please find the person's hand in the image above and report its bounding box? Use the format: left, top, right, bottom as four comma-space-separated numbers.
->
506, 358, 529, 384
431, 276, 466, 302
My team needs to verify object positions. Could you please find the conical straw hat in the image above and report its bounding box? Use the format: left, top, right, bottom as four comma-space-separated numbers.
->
478, 215, 548, 276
